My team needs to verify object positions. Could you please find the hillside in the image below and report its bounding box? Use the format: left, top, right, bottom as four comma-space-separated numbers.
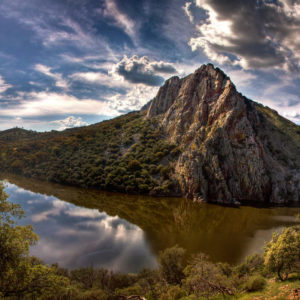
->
0, 64, 299, 204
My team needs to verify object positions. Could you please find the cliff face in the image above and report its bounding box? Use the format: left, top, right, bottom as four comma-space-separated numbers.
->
146, 64, 300, 204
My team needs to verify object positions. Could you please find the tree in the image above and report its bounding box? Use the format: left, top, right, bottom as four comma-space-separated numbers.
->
183, 253, 234, 298
0, 182, 69, 298
158, 245, 186, 285
264, 226, 300, 281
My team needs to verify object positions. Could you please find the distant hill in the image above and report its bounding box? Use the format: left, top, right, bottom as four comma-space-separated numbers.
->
0, 127, 40, 141
0, 64, 299, 204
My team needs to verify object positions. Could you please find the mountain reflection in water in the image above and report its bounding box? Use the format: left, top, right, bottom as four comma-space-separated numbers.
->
2, 174, 300, 273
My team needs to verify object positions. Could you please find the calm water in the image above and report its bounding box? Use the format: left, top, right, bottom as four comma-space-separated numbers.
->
2, 174, 300, 273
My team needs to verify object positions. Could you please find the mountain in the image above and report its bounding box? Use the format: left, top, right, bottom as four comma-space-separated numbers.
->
0, 64, 299, 205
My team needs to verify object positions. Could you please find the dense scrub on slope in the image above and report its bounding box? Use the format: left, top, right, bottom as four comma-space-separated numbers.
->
255, 103, 300, 168
0, 112, 180, 196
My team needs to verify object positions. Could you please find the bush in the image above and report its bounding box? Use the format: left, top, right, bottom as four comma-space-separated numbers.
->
128, 159, 141, 171
244, 275, 266, 292
183, 253, 234, 298
115, 283, 143, 297
158, 245, 186, 285
160, 166, 171, 180
159, 285, 187, 300
149, 164, 158, 175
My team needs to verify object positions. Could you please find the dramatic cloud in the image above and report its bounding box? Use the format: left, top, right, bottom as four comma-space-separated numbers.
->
51, 116, 88, 130
112, 55, 177, 86
0, 75, 12, 93
0, 0, 299, 130
34, 64, 69, 89
189, 0, 300, 70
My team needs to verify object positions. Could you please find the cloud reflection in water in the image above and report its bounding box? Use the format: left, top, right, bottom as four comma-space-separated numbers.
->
5, 182, 157, 272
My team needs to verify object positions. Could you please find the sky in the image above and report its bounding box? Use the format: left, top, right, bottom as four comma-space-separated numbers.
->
0, 0, 300, 131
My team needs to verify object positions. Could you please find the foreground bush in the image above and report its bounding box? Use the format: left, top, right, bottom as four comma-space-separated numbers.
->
0, 184, 69, 299
244, 275, 266, 292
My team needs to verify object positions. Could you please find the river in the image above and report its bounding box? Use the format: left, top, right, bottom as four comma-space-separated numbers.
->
2, 174, 299, 273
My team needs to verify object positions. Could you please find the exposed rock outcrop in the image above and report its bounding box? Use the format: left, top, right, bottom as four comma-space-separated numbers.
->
146, 64, 300, 204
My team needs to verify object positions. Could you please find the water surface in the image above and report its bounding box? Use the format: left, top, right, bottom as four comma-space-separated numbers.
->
2, 174, 300, 273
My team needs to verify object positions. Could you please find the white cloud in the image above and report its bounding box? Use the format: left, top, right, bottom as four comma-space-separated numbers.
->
189, 1, 235, 65
43, 18, 95, 48
0, 91, 118, 117
35, 64, 69, 89
71, 55, 177, 88
283, 111, 300, 123
51, 116, 88, 130
108, 85, 158, 113
260, 97, 300, 124
70, 71, 128, 88
253, 75, 300, 124
225, 69, 257, 88
61, 53, 118, 71
0, 75, 12, 93
183, 2, 194, 23
0, 1, 113, 54
102, 0, 135, 38
66, 207, 103, 218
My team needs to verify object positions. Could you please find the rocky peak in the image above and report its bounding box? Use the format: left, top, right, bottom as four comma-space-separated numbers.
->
145, 64, 300, 204
147, 64, 234, 118
147, 64, 240, 142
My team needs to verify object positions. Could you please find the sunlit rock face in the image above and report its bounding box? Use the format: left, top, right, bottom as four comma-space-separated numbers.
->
147, 64, 300, 204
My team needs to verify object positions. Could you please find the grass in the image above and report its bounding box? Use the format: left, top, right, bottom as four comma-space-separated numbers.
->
235, 278, 300, 300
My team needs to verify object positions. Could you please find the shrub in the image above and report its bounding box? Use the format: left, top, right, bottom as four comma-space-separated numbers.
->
160, 166, 171, 180
244, 275, 266, 292
183, 253, 234, 298
159, 285, 187, 300
128, 159, 141, 171
115, 283, 143, 297
155, 152, 164, 159
158, 245, 186, 285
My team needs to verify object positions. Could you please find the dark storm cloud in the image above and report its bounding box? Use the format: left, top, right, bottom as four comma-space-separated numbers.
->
151, 63, 177, 73
112, 55, 177, 86
190, 0, 300, 70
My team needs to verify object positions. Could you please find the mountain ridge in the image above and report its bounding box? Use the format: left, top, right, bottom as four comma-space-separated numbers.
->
0, 64, 299, 205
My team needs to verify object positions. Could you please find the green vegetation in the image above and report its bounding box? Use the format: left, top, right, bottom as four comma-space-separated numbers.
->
2, 183, 300, 299
264, 226, 300, 281
0, 183, 68, 298
256, 103, 300, 169
0, 112, 181, 196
